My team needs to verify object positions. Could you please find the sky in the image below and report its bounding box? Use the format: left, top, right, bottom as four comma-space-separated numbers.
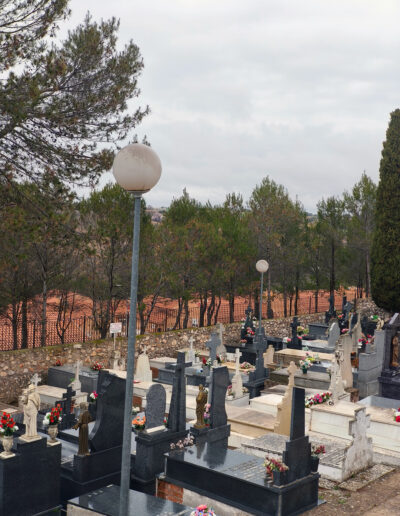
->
64, 0, 400, 212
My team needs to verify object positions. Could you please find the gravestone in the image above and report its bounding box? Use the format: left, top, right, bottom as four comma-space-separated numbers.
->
145, 384, 166, 430
274, 361, 298, 436
187, 336, 195, 364
167, 352, 186, 433
71, 360, 82, 394
378, 313, 400, 399
337, 333, 353, 389
243, 329, 269, 398
56, 386, 76, 430
287, 316, 302, 350
89, 371, 125, 451
231, 348, 243, 399
135, 346, 152, 382
263, 344, 275, 366
342, 406, 373, 479
134, 352, 189, 493
206, 332, 220, 366
329, 346, 347, 401
328, 321, 341, 350
216, 322, 225, 356
357, 330, 385, 398
59, 371, 125, 503
240, 305, 256, 345
0, 436, 61, 516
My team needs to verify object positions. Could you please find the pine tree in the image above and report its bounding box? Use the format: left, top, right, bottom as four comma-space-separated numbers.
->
371, 109, 400, 312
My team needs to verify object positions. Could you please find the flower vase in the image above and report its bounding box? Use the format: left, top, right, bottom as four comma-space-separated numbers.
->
1, 435, 14, 457
47, 424, 59, 443
302, 367, 308, 374
272, 469, 287, 486
310, 455, 319, 472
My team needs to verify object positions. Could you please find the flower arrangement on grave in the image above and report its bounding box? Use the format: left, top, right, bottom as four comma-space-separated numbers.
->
216, 354, 223, 364
170, 434, 194, 450
283, 336, 291, 344
0, 412, 18, 436
264, 456, 289, 477
54, 359, 62, 367
132, 415, 146, 430
311, 444, 326, 457
393, 408, 400, 422
299, 357, 312, 373
305, 392, 332, 408
91, 362, 103, 371
195, 351, 200, 358
190, 504, 216, 516
204, 404, 211, 427
240, 361, 253, 370
227, 385, 248, 398
370, 315, 379, 321
132, 406, 141, 415
341, 328, 349, 334
89, 391, 98, 402
246, 327, 255, 338
43, 404, 63, 426
203, 357, 211, 367
163, 416, 168, 426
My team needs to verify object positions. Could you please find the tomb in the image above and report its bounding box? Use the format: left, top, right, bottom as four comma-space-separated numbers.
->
378, 313, 400, 399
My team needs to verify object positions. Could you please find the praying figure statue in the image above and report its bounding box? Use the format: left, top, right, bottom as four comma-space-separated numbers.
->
22, 384, 41, 440
194, 384, 208, 429
73, 402, 92, 456
390, 335, 399, 368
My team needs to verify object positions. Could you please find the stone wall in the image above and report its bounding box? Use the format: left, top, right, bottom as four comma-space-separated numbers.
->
0, 311, 326, 404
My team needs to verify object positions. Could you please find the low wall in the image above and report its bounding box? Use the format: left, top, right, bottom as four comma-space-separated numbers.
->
0, 313, 325, 404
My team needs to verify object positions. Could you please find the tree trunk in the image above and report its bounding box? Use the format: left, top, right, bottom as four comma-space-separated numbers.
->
330, 240, 335, 297
213, 296, 222, 324
199, 292, 207, 328
366, 250, 371, 297
21, 298, 28, 349
283, 291, 287, 318
11, 304, 19, 350
294, 268, 299, 315
207, 292, 215, 326
41, 279, 47, 347
183, 298, 189, 329
172, 298, 183, 330
267, 268, 273, 318
228, 292, 235, 323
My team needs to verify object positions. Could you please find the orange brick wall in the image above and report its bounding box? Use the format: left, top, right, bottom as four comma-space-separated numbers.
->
157, 479, 183, 504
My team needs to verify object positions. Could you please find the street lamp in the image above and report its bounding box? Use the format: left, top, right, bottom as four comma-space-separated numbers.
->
256, 260, 269, 330
113, 143, 162, 516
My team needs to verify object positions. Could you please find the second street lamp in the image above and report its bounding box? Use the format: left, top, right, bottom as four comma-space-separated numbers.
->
113, 143, 162, 516
255, 259, 269, 331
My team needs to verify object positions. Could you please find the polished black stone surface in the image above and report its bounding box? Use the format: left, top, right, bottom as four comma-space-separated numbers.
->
48, 365, 99, 393
68, 484, 193, 515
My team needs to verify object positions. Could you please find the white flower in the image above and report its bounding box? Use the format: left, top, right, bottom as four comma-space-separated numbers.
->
0, 428, 4, 434
14, 426, 18, 431
43, 418, 49, 426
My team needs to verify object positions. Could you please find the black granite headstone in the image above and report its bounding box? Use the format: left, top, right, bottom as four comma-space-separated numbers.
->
290, 387, 305, 440
56, 386, 76, 430
288, 316, 302, 350
167, 352, 186, 433
206, 332, 220, 364
325, 294, 337, 324
145, 384, 166, 430
210, 366, 230, 428
89, 370, 125, 452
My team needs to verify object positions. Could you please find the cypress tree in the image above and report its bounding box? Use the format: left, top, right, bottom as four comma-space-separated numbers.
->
371, 109, 400, 313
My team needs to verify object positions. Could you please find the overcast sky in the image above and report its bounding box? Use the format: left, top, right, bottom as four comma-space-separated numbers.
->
65, 0, 400, 212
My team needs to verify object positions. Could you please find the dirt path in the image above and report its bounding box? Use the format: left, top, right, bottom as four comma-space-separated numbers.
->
308, 468, 400, 515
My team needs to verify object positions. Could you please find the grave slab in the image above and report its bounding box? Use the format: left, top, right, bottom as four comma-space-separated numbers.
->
67, 484, 193, 515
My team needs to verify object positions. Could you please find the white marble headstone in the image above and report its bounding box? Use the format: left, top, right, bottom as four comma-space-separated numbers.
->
135, 346, 152, 382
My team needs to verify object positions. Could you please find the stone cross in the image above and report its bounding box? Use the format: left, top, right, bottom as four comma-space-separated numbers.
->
290, 317, 300, 339
57, 386, 76, 430
206, 332, 220, 365
343, 406, 373, 479
188, 336, 195, 363
245, 305, 253, 318
142, 345, 147, 355
287, 361, 297, 389
234, 348, 242, 375
72, 360, 82, 394
263, 345, 275, 367
329, 346, 346, 401
31, 373, 41, 387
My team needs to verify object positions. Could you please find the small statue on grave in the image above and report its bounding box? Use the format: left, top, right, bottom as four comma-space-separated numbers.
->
73, 401, 92, 456
22, 383, 41, 439
390, 335, 399, 368
194, 384, 208, 429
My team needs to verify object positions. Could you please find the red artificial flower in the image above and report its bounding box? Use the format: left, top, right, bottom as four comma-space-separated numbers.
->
396, 416, 400, 423
202, 357, 207, 365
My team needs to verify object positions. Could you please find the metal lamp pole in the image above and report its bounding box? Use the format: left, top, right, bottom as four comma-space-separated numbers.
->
112, 143, 162, 516
256, 260, 269, 332
119, 193, 142, 516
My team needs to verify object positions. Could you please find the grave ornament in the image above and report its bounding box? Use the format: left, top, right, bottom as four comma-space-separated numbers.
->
206, 332, 220, 366
194, 384, 208, 429
231, 348, 243, 399
21, 383, 41, 440
74, 401, 92, 456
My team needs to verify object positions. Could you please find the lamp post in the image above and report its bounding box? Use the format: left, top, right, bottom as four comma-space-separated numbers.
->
113, 143, 162, 516
256, 260, 269, 331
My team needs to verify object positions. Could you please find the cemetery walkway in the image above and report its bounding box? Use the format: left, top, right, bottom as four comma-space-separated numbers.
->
308, 467, 400, 515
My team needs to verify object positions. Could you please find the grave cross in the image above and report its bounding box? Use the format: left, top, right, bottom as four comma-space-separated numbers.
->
30, 373, 41, 387
349, 407, 371, 441
188, 336, 195, 363
206, 332, 220, 365
287, 361, 298, 389
290, 317, 300, 340
245, 305, 253, 318
234, 348, 242, 375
